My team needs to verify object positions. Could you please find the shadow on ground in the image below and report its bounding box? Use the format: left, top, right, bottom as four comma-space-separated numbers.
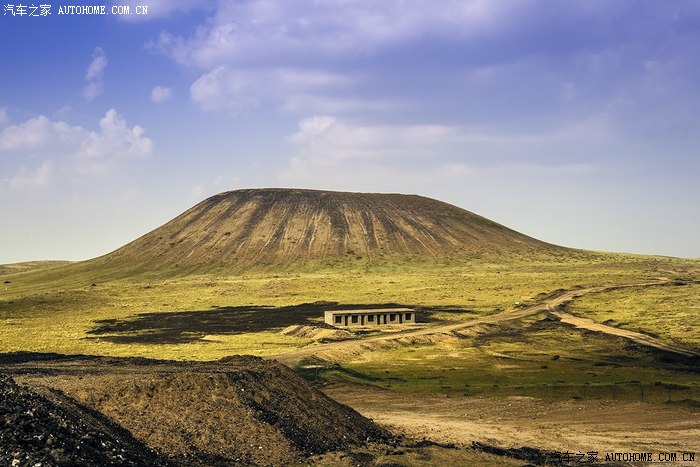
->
86, 303, 466, 344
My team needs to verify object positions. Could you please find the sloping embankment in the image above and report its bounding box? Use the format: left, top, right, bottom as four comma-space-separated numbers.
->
1, 353, 390, 466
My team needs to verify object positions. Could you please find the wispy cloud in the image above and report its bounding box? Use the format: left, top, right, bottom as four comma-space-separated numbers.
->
281, 114, 608, 190
153, 1, 516, 115
152, 1, 515, 68
0, 109, 152, 185
83, 47, 108, 101
0, 115, 85, 152
189, 66, 351, 112
1, 160, 52, 190
150, 85, 172, 103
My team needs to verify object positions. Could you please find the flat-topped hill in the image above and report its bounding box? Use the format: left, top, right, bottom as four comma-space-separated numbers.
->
91, 188, 564, 273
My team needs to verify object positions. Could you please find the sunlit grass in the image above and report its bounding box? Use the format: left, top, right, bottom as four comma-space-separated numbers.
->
0, 252, 698, 402
313, 315, 700, 403
568, 283, 700, 348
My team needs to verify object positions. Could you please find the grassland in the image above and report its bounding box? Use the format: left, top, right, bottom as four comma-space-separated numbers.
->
309, 314, 700, 403
1, 253, 699, 403
568, 283, 700, 348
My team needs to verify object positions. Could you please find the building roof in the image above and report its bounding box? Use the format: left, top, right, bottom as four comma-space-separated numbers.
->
325, 308, 413, 314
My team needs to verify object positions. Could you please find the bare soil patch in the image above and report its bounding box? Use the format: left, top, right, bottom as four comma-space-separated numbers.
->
325, 383, 700, 457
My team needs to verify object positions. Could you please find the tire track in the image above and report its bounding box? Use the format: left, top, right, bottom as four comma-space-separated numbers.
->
272, 280, 699, 365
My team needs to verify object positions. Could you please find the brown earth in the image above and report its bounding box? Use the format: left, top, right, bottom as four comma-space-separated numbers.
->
76, 188, 565, 276
0, 354, 586, 467
325, 383, 700, 462
552, 310, 700, 358
0, 374, 172, 467
279, 324, 354, 341
1, 354, 390, 466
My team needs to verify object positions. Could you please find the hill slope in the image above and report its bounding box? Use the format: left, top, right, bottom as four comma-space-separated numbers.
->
0, 373, 171, 466
91, 188, 563, 273
2, 354, 390, 466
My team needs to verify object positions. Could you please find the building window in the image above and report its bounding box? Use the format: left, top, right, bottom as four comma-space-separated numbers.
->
390, 313, 396, 321
351, 315, 358, 324
367, 315, 374, 322
405, 313, 412, 321
334, 315, 342, 324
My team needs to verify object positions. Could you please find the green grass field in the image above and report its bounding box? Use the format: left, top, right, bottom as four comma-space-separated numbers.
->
307, 314, 700, 403
1, 253, 699, 402
568, 283, 700, 348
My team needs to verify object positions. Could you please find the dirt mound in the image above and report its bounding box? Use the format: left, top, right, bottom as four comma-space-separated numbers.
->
7, 355, 390, 466
0, 373, 170, 466
279, 324, 354, 341
67, 188, 565, 276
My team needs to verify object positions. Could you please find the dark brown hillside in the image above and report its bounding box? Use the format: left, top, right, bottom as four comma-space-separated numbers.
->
90, 188, 564, 273
0, 373, 172, 466
1, 354, 390, 466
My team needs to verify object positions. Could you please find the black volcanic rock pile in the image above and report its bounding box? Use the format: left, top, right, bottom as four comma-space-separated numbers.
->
0, 373, 171, 466
0, 355, 393, 466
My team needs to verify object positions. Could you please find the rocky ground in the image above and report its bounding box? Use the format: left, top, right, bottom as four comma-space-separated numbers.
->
0, 373, 171, 466
0, 353, 391, 466
1, 352, 601, 466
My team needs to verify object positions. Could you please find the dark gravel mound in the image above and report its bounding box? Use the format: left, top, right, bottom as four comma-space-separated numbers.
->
1, 354, 391, 466
0, 373, 171, 466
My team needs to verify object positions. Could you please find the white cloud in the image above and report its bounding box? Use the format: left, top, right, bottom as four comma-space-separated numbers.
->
83, 80, 102, 100
0, 115, 85, 152
280, 115, 610, 190
189, 66, 249, 111
150, 85, 172, 103
154, 1, 512, 68
84, 47, 107, 101
281, 94, 400, 114
0, 110, 151, 160
1, 160, 52, 190
288, 115, 336, 143
190, 66, 350, 111
85, 48, 107, 81
154, 1, 512, 114
79, 109, 152, 160
287, 115, 458, 163
0, 109, 152, 185
0, 107, 7, 126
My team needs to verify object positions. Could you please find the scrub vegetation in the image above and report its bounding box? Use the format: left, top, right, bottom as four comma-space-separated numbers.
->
2, 254, 698, 404
568, 283, 700, 348
1, 189, 698, 405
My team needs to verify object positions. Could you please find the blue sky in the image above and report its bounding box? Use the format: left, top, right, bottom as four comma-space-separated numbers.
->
1, 0, 699, 262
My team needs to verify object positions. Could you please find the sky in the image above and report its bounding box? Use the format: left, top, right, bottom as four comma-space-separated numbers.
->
1, 0, 699, 263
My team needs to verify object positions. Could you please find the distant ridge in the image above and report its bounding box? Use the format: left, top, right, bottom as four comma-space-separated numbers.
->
86, 188, 565, 273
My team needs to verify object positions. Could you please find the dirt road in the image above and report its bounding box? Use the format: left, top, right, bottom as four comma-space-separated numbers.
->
552, 310, 700, 357
325, 384, 700, 458
273, 280, 700, 364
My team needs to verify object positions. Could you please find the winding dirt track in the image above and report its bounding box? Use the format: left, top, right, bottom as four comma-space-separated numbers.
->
272, 280, 700, 365
552, 310, 700, 357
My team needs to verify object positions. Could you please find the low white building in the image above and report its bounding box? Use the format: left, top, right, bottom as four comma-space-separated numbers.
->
324, 308, 416, 327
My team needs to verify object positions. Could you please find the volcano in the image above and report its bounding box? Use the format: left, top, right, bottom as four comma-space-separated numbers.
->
89, 188, 563, 273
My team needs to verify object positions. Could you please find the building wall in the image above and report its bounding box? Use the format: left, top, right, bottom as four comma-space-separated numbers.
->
324, 310, 416, 327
